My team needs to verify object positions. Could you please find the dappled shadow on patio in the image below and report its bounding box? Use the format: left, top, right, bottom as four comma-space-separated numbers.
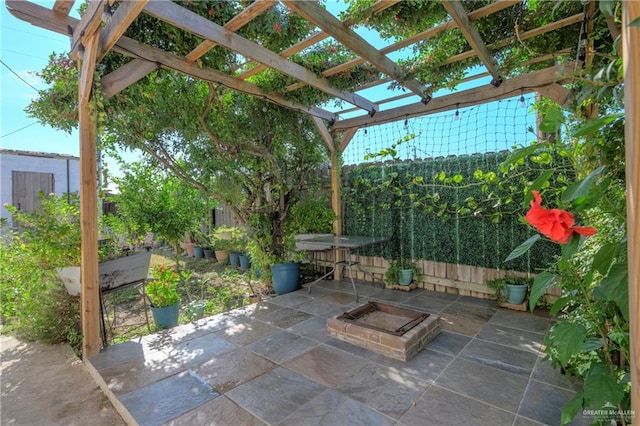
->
87, 279, 586, 426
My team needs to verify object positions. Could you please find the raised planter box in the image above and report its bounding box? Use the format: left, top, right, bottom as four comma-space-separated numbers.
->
57, 251, 152, 296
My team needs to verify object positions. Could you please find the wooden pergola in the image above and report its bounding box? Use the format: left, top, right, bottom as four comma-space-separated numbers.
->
6, 0, 639, 414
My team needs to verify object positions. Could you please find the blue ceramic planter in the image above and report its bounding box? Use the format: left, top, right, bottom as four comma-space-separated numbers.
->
271, 263, 301, 295
239, 254, 250, 270
505, 284, 528, 304
150, 303, 180, 329
193, 245, 205, 259
398, 269, 413, 285
229, 252, 240, 267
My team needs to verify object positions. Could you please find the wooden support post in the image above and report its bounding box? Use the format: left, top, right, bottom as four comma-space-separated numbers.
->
622, 1, 640, 417
78, 31, 101, 359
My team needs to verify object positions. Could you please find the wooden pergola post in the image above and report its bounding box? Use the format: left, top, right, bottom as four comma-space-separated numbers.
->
622, 1, 639, 417
78, 31, 101, 359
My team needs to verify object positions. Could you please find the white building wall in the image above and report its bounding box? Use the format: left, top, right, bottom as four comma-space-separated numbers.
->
0, 149, 80, 226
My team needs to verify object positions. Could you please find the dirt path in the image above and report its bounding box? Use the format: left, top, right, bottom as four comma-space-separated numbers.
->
0, 334, 124, 426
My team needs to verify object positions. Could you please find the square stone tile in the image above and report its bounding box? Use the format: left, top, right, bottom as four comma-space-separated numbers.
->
247, 331, 318, 364
294, 299, 342, 316
311, 280, 352, 292
345, 282, 385, 298
457, 295, 499, 309
280, 389, 395, 426
231, 301, 283, 321
283, 345, 369, 387
518, 380, 586, 425
400, 294, 455, 313
530, 358, 583, 392
214, 320, 280, 346
514, 416, 547, 425
370, 349, 453, 384
288, 316, 331, 342
336, 362, 431, 419
193, 347, 276, 393
458, 339, 538, 376
489, 309, 551, 334
476, 323, 546, 354
426, 331, 471, 357
436, 358, 528, 413
415, 290, 460, 301
320, 291, 360, 305
226, 367, 326, 425
369, 290, 415, 304
119, 370, 219, 426
323, 337, 381, 361
269, 291, 315, 308
162, 396, 266, 425
439, 302, 497, 336
165, 333, 238, 368
399, 385, 515, 426
258, 306, 313, 329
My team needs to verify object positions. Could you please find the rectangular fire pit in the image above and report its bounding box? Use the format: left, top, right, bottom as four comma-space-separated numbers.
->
327, 301, 440, 361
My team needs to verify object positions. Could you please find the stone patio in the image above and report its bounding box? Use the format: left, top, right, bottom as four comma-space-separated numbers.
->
87, 279, 587, 425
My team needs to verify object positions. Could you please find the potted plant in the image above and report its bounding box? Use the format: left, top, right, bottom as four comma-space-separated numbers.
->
184, 273, 209, 321
146, 264, 182, 328
210, 225, 237, 264
384, 259, 422, 286
486, 276, 532, 305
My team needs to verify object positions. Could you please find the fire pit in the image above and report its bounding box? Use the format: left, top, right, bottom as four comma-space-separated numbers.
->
327, 301, 440, 361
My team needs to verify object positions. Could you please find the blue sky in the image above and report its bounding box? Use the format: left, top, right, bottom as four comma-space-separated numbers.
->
1, 1, 80, 156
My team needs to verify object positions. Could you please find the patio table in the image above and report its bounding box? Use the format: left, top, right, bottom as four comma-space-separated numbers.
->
302, 235, 390, 302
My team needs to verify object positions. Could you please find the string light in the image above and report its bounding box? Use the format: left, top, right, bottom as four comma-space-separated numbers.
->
78, 43, 85, 60
454, 104, 459, 120
403, 117, 408, 131
519, 91, 526, 107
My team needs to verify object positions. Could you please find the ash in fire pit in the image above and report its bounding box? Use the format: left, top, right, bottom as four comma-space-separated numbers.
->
327, 301, 440, 361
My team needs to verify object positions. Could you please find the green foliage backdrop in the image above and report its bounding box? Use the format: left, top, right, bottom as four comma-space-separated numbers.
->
342, 152, 560, 271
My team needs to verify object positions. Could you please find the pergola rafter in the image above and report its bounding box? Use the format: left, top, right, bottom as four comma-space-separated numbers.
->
5, 4, 639, 416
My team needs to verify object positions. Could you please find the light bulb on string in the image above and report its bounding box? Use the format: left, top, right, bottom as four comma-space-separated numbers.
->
454, 104, 459, 120
519, 91, 526, 107
102, 4, 113, 24
403, 117, 408, 131
78, 43, 85, 60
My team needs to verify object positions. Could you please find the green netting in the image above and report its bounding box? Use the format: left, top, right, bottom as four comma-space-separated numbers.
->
341, 97, 562, 272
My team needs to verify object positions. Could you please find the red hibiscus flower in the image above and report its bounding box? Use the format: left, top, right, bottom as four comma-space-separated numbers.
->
524, 190, 597, 244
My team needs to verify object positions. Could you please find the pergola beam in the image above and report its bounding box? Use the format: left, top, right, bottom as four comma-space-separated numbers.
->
143, 0, 378, 114
69, 0, 106, 59
96, 0, 148, 62
442, 0, 502, 85
282, 0, 429, 100
52, 0, 74, 16
332, 63, 577, 131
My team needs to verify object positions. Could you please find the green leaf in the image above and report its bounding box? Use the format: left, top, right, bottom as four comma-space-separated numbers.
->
529, 272, 556, 311
593, 263, 629, 321
547, 322, 587, 366
503, 142, 551, 166
561, 392, 584, 425
581, 337, 604, 351
560, 234, 581, 265
572, 113, 623, 137
539, 105, 564, 133
504, 234, 540, 262
529, 170, 554, 194
598, 0, 616, 17
584, 363, 624, 408
631, 16, 640, 27
562, 166, 606, 203
549, 295, 574, 317
592, 242, 619, 275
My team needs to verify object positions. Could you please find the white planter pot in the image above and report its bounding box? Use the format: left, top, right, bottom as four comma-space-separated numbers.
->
57, 251, 152, 295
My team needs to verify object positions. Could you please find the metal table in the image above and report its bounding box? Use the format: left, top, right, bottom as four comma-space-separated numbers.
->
302, 235, 390, 302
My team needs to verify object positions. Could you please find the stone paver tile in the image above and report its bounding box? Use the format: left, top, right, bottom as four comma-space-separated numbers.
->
436, 358, 528, 413
530, 358, 583, 392
230, 301, 283, 321
269, 292, 315, 308
439, 302, 496, 336
399, 385, 515, 426
320, 291, 360, 305
247, 330, 318, 364
280, 389, 395, 426
476, 323, 546, 354
214, 320, 280, 346
369, 289, 415, 304
457, 295, 499, 308
370, 349, 453, 384
323, 337, 380, 361
162, 396, 266, 426
400, 295, 455, 313
288, 316, 331, 342
458, 339, 538, 376
119, 370, 219, 426
489, 309, 551, 334
283, 345, 369, 387
336, 361, 431, 419
226, 367, 326, 425
258, 306, 313, 329
294, 299, 342, 316
426, 330, 471, 357
193, 347, 276, 393
518, 380, 587, 425
165, 333, 238, 368
514, 416, 547, 425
